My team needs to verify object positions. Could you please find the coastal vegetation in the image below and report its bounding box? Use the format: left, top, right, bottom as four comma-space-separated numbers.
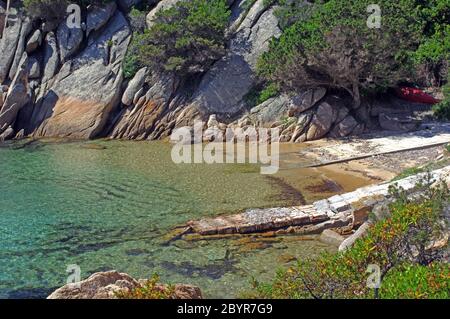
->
245, 179, 449, 299
22, 0, 113, 24
115, 274, 176, 299
257, 0, 449, 107
124, 0, 231, 79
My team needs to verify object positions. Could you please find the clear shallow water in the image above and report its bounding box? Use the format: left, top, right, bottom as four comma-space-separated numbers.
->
0, 139, 344, 298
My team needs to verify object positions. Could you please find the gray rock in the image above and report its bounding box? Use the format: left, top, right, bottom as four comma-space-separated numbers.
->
0, 1, 5, 36
291, 111, 313, 142
207, 114, 219, 128
47, 270, 203, 299
31, 11, 131, 139
289, 88, 327, 116
132, 87, 145, 105
8, 17, 32, 80
0, 125, 13, 140
247, 95, 290, 126
320, 229, 346, 247
121, 67, 147, 106
14, 128, 25, 139
111, 74, 178, 139
27, 56, 41, 79
0, 56, 30, 130
379, 112, 420, 132
189, 0, 281, 118
0, 8, 22, 83
48, 271, 140, 299
41, 32, 60, 83
86, 2, 117, 38
339, 221, 372, 252
329, 114, 359, 138
306, 101, 336, 140
26, 29, 42, 53
57, 20, 84, 62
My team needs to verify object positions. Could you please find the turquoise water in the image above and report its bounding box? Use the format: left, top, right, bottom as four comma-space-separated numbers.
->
0, 139, 335, 298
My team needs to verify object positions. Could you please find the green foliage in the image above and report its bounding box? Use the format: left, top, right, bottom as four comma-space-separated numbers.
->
23, 0, 113, 24
128, 7, 148, 33
124, 0, 230, 79
379, 263, 450, 299
23, 0, 70, 24
244, 83, 280, 107
392, 167, 426, 181
115, 274, 176, 299
413, 0, 450, 64
433, 75, 450, 120
258, 0, 449, 106
247, 180, 449, 299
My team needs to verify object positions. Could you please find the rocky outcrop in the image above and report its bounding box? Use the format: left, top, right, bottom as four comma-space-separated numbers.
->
8, 17, 32, 81
24, 11, 131, 139
230, 89, 366, 142
111, 74, 182, 140
0, 56, 31, 136
48, 270, 203, 299
0, 2, 426, 142
121, 67, 148, 106
41, 32, 60, 84
0, 7, 22, 83
0, 1, 5, 36
189, 0, 281, 118
86, 2, 117, 38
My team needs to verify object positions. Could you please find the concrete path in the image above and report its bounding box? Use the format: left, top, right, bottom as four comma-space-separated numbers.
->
298, 123, 450, 168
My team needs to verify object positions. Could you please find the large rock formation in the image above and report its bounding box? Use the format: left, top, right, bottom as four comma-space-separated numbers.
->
48, 270, 203, 299
0, 56, 31, 133
188, 0, 281, 119
0, 1, 5, 36
29, 11, 130, 139
0, 1, 418, 142
0, 7, 22, 83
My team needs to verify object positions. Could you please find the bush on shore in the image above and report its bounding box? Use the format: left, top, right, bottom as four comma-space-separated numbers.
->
258, 0, 449, 106
115, 274, 176, 299
22, 0, 113, 24
245, 178, 449, 299
124, 0, 230, 79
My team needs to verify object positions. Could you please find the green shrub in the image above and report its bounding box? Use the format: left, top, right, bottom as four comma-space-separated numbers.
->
115, 274, 175, 299
23, 0, 113, 24
244, 83, 280, 107
433, 75, 450, 120
128, 7, 147, 33
258, 0, 449, 106
124, 0, 230, 79
413, 0, 450, 64
379, 263, 450, 299
247, 181, 449, 299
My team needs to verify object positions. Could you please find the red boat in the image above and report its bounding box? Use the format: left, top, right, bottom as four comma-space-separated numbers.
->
395, 87, 441, 104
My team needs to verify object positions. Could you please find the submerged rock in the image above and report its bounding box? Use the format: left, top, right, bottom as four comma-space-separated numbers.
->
320, 229, 345, 247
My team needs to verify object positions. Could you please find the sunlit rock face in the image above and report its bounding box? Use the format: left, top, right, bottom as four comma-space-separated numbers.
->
0, 1, 397, 142
0, 4, 131, 139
